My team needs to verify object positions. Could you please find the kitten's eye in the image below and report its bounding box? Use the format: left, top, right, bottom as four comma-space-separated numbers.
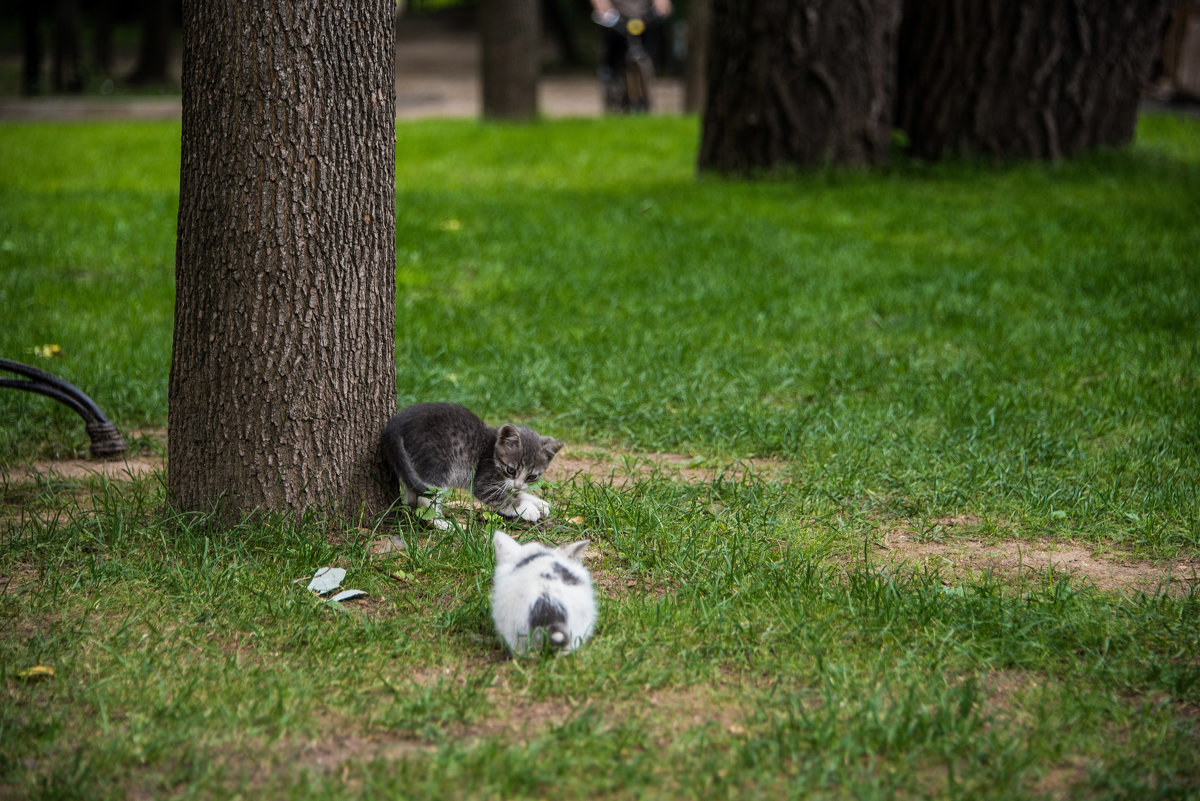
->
528, 472, 540, 482
504, 465, 517, 477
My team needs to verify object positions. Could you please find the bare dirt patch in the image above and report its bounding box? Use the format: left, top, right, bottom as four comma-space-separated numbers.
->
301, 731, 437, 772
588, 562, 675, 601
290, 665, 752, 775
1, 429, 166, 486
1, 562, 40, 596
478, 679, 749, 744
3, 456, 162, 484
3, 440, 777, 491
876, 521, 1200, 597
549, 444, 788, 487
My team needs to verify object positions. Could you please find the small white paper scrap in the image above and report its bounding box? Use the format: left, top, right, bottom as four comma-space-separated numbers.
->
328, 589, 367, 603
307, 567, 346, 595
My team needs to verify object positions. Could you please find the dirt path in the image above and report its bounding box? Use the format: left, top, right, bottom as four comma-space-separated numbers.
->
874, 520, 1199, 598
0, 25, 682, 122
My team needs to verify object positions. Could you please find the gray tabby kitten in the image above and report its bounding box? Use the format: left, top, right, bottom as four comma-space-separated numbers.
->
382, 402, 563, 529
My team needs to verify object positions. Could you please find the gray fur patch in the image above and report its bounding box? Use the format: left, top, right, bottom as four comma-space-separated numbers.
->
515, 551, 551, 569
528, 593, 567, 629
550, 562, 581, 585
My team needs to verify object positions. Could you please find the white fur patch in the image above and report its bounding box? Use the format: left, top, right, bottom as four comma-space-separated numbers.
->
491, 530, 596, 656
513, 492, 550, 522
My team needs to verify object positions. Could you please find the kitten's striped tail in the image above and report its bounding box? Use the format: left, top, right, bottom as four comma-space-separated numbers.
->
381, 424, 432, 497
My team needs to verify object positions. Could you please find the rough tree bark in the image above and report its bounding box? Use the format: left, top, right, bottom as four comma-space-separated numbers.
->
480, 0, 540, 120
169, 0, 397, 520
698, 0, 901, 175
896, 1, 1173, 161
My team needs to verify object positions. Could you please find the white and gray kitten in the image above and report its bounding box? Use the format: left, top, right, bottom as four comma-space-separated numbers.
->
491, 530, 596, 656
381, 402, 563, 530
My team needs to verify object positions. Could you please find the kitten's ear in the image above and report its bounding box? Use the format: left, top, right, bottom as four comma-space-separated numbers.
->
493, 530, 522, 564
497, 424, 521, 447
495, 424, 522, 459
558, 539, 589, 562
542, 437, 564, 460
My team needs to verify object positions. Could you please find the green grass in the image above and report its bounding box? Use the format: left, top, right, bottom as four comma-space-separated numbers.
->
2, 113, 1199, 798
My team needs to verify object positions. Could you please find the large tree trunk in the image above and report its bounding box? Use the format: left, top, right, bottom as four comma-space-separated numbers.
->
170, 0, 397, 521
897, 1, 1172, 161
480, 0, 540, 120
698, 0, 901, 175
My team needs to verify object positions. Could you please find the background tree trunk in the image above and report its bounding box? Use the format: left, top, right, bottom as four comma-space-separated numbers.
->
698, 0, 901, 175
21, 3, 43, 96
896, 0, 1173, 161
51, 0, 83, 93
128, 0, 172, 85
92, 0, 114, 76
684, 0, 712, 114
480, 0, 540, 120
170, 0, 397, 520
542, 0, 582, 68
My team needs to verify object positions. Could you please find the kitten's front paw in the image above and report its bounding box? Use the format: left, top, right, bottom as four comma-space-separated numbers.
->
430, 518, 452, 531
514, 493, 550, 523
